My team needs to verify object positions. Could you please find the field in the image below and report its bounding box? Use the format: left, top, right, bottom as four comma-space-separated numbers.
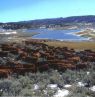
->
44, 41, 95, 51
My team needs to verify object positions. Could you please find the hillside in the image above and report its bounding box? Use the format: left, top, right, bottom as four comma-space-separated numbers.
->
8, 15, 95, 24
1, 15, 95, 29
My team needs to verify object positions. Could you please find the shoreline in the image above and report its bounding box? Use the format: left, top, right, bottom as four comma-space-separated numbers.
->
31, 28, 94, 41
0, 29, 95, 51
73, 28, 95, 40
31, 37, 93, 42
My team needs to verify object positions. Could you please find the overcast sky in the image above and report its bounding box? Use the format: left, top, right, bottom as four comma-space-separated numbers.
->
0, 0, 95, 22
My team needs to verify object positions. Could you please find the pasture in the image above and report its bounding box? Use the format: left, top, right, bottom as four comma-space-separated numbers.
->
44, 41, 95, 51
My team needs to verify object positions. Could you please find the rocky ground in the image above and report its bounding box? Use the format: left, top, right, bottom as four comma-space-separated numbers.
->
0, 30, 95, 97
0, 40, 95, 96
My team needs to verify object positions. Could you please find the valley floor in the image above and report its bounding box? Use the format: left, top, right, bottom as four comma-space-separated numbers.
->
44, 41, 95, 51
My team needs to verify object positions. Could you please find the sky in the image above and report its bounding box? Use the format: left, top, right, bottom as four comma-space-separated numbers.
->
0, 0, 95, 22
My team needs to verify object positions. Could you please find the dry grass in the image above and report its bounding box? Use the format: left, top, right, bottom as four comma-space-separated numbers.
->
44, 41, 95, 51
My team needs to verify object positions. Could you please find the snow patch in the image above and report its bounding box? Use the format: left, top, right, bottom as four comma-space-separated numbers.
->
0, 89, 3, 92
34, 84, 39, 90
90, 86, 95, 92
77, 82, 85, 87
47, 84, 58, 89
0, 31, 17, 35
64, 84, 72, 88
43, 90, 47, 94
54, 89, 69, 97
87, 72, 90, 75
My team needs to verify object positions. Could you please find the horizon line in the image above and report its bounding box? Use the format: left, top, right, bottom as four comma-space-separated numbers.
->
1, 14, 95, 23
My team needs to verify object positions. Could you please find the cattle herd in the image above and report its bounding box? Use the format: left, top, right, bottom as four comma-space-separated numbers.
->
0, 39, 95, 78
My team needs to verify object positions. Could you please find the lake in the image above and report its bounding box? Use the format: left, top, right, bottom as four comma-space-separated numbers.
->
25, 29, 89, 41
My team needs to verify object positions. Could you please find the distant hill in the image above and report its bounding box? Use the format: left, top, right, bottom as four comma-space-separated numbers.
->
1, 15, 95, 29
17, 15, 95, 24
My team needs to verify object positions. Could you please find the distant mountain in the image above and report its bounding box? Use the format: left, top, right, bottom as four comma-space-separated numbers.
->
1, 15, 95, 29
61, 15, 95, 23
17, 15, 95, 24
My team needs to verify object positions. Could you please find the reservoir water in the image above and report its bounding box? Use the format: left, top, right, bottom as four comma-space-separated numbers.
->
25, 29, 89, 41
